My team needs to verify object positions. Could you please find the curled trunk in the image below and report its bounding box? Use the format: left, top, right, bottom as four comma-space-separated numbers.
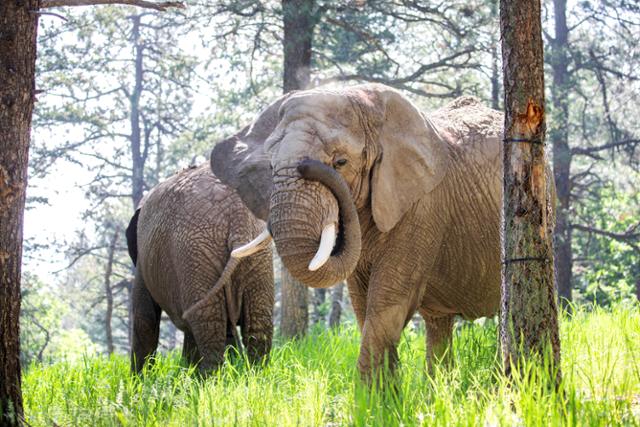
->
270, 160, 361, 288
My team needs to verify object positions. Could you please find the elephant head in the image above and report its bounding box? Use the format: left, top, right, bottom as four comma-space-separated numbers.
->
211, 84, 450, 288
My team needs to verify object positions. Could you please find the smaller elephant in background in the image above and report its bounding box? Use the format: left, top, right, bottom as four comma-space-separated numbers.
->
126, 164, 274, 373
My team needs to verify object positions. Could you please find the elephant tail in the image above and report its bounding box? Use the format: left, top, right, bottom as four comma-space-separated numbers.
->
126, 209, 141, 266
182, 256, 241, 324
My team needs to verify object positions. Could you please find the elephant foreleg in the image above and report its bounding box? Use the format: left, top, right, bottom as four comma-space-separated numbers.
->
423, 313, 454, 372
130, 273, 162, 374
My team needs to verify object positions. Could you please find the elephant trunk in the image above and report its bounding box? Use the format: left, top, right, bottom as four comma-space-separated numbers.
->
269, 160, 362, 288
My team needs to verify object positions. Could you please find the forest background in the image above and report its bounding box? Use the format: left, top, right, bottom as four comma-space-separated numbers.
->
21, 0, 640, 365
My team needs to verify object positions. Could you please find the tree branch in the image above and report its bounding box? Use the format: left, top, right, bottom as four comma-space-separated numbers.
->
571, 223, 640, 252
39, 0, 185, 11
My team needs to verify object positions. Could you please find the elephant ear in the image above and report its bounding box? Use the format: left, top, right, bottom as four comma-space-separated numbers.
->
370, 87, 450, 233
210, 94, 291, 221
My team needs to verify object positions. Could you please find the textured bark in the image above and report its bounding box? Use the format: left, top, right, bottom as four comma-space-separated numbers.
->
280, 267, 308, 338
328, 282, 344, 328
279, 0, 319, 337
312, 289, 326, 325
282, 0, 316, 93
489, 0, 501, 110
500, 0, 561, 379
0, 0, 39, 423
550, 0, 573, 306
130, 15, 145, 210
104, 227, 119, 355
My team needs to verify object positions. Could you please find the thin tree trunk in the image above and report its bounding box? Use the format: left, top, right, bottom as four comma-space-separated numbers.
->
0, 1, 39, 423
104, 226, 120, 355
328, 282, 344, 328
312, 289, 326, 326
489, 0, 501, 110
279, 0, 320, 338
130, 14, 145, 210
282, 0, 316, 93
550, 0, 573, 306
500, 0, 561, 380
280, 266, 309, 338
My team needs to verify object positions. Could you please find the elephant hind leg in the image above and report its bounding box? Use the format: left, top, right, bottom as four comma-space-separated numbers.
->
130, 273, 162, 373
422, 312, 454, 373
182, 329, 201, 366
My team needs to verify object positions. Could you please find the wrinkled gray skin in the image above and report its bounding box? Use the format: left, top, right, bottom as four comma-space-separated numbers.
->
126, 164, 274, 373
211, 84, 554, 380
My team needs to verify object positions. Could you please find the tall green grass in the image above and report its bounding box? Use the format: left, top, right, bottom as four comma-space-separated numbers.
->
24, 304, 640, 426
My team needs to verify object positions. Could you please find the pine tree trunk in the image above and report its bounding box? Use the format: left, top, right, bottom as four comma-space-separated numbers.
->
280, 267, 309, 338
312, 289, 326, 326
489, 0, 501, 110
104, 226, 119, 355
0, 1, 39, 423
500, 0, 561, 380
279, 0, 318, 338
550, 0, 573, 306
130, 15, 145, 210
328, 282, 344, 328
282, 0, 315, 93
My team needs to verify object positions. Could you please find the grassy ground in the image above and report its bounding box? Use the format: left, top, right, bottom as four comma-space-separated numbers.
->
24, 304, 640, 426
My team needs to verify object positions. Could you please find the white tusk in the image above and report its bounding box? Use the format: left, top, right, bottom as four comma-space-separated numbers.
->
308, 224, 336, 271
231, 229, 272, 258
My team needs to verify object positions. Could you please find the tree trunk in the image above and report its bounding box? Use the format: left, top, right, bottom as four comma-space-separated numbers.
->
279, 0, 319, 338
104, 226, 119, 355
500, 0, 561, 380
328, 282, 344, 328
0, 1, 39, 424
489, 0, 501, 110
279, 266, 309, 338
130, 14, 145, 210
550, 0, 573, 306
312, 289, 326, 326
282, 0, 316, 93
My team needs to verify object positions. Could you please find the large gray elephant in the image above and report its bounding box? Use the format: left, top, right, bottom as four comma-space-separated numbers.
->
210, 84, 554, 379
126, 164, 274, 373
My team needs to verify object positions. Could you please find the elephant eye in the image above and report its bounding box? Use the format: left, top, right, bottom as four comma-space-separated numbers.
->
334, 158, 348, 168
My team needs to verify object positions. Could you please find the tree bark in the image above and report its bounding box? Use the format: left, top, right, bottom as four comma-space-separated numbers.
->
312, 289, 326, 326
328, 282, 344, 328
0, 1, 39, 424
489, 0, 501, 110
550, 0, 573, 306
500, 0, 561, 380
279, 0, 320, 338
279, 266, 309, 338
282, 0, 316, 92
130, 15, 145, 210
104, 226, 119, 355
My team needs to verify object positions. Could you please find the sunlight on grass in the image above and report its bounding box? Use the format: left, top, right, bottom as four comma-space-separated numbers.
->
23, 304, 640, 426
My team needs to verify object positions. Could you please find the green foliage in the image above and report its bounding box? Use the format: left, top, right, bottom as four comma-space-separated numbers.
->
573, 176, 640, 306
23, 304, 640, 426
20, 274, 65, 366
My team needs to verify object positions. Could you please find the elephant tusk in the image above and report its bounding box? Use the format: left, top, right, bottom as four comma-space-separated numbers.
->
231, 228, 272, 258
308, 224, 336, 271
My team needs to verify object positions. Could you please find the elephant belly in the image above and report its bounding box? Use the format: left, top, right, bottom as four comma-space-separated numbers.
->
420, 235, 501, 320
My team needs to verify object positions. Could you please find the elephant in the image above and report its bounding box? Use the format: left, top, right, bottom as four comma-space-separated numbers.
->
125, 164, 274, 373
210, 83, 555, 380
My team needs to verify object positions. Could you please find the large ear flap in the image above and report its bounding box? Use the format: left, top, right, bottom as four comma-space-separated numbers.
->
370, 87, 450, 232
210, 94, 292, 221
